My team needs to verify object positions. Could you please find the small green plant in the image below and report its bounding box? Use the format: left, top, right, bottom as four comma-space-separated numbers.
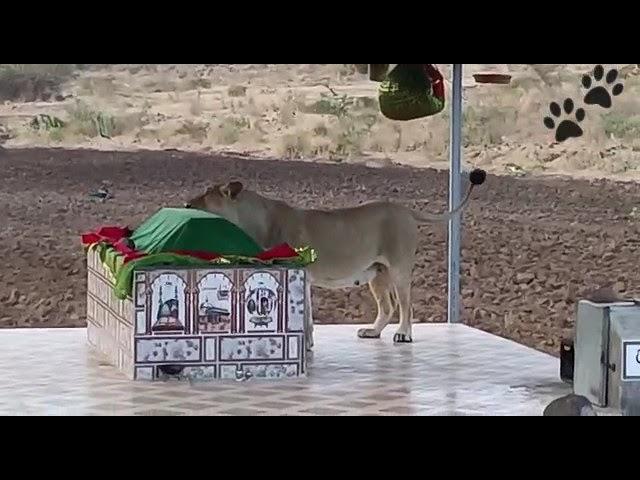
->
94, 113, 117, 138
184, 76, 212, 90
216, 123, 240, 144
0, 64, 72, 102
463, 105, 518, 146
230, 116, 251, 129
304, 92, 355, 117
330, 116, 368, 157
602, 113, 640, 140
212, 116, 252, 145
29, 114, 66, 142
278, 132, 312, 159
30, 114, 65, 131
313, 122, 329, 136
176, 120, 209, 142
65, 101, 118, 138
48, 127, 65, 142
228, 85, 247, 97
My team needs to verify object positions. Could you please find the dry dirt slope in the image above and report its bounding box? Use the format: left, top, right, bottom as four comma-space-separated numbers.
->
4, 63, 640, 183
1, 146, 640, 355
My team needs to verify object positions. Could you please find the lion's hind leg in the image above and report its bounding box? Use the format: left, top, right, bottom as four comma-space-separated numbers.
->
357, 265, 396, 339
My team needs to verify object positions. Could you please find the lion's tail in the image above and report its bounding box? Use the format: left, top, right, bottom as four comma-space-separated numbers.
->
410, 169, 487, 224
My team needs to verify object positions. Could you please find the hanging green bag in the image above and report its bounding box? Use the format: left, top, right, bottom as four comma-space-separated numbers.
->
378, 64, 446, 121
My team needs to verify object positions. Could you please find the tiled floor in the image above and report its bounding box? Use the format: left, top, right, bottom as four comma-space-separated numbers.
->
0, 324, 570, 415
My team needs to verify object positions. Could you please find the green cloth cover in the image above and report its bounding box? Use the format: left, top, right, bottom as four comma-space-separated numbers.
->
87, 207, 317, 299
131, 208, 263, 257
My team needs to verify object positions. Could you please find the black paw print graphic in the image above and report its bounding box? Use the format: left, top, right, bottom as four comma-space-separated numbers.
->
582, 65, 624, 109
543, 98, 585, 143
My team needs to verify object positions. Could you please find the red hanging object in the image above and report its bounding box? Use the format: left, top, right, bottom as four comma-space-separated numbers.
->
423, 64, 445, 100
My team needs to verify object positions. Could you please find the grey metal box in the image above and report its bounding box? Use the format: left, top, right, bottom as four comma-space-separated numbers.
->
574, 300, 640, 415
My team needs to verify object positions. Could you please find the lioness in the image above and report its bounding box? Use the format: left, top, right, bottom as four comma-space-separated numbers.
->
185, 169, 486, 346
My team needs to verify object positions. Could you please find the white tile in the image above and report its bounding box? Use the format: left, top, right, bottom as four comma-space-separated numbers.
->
0, 325, 577, 416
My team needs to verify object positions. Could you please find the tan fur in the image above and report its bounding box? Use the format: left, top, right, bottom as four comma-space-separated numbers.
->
186, 180, 479, 344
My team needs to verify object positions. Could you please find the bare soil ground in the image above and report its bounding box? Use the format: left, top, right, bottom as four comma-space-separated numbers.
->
2, 146, 640, 355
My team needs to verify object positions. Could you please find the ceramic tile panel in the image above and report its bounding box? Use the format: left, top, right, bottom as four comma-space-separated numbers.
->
219, 363, 299, 380
86, 250, 309, 381
194, 270, 235, 334
219, 336, 285, 361
286, 269, 306, 332
156, 365, 216, 381
135, 338, 202, 363
239, 270, 284, 334
148, 271, 189, 334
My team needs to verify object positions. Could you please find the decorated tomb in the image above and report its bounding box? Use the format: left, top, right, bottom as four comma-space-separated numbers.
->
83, 208, 314, 381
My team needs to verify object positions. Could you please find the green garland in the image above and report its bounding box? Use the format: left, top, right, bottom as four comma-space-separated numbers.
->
90, 243, 317, 300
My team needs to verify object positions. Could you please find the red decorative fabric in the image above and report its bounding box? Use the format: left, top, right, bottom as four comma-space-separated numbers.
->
80, 226, 132, 246
81, 227, 301, 265
424, 64, 445, 100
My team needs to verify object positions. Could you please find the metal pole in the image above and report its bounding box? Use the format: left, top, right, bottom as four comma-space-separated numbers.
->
447, 64, 463, 324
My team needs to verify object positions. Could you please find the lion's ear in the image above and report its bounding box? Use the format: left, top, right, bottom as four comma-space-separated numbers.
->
220, 181, 243, 199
